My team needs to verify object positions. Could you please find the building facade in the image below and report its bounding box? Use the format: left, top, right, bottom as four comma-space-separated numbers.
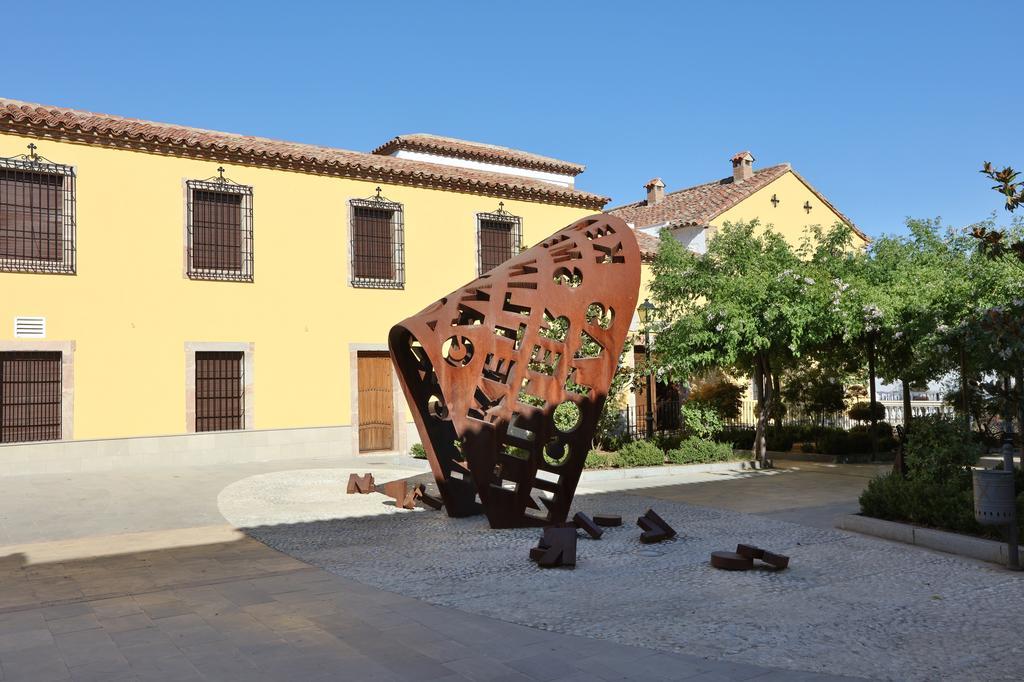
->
609, 151, 869, 430
0, 99, 606, 472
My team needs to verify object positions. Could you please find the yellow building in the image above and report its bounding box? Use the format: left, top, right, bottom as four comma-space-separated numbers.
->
608, 151, 868, 426
0, 98, 606, 472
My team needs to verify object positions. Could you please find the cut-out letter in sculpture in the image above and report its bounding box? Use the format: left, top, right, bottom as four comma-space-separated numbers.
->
389, 215, 640, 528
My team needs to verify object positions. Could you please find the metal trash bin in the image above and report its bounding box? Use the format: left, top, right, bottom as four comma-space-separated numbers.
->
973, 469, 1017, 526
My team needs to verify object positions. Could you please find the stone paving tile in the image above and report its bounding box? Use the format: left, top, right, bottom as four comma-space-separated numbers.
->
46, 614, 102, 635
0, 643, 71, 681
0, 462, 893, 682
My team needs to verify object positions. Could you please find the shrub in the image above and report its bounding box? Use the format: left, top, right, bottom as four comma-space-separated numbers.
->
904, 414, 982, 483
680, 402, 723, 439
859, 473, 986, 537
585, 449, 617, 469
653, 432, 683, 451
859, 417, 1016, 540
850, 422, 898, 451
718, 426, 755, 450
553, 401, 581, 433
666, 437, 735, 464
814, 428, 875, 456
600, 432, 631, 452
410, 443, 427, 459
848, 401, 886, 423
765, 430, 795, 452
614, 440, 665, 467
687, 379, 744, 419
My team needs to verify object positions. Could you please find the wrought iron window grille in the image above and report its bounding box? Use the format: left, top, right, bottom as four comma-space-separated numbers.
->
350, 187, 405, 289
194, 351, 245, 432
0, 144, 77, 275
477, 201, 522, 275
0, 351, 62, 443
185, 168, 254, 282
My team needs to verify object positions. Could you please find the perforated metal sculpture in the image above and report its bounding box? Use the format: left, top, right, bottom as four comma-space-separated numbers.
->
388, 215, 640, 528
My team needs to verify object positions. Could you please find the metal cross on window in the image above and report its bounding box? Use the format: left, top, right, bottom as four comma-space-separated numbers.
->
26, 143, 38, 161
770, 194, 780, 208
217, 166, 226, 181
803, 201, 813, 214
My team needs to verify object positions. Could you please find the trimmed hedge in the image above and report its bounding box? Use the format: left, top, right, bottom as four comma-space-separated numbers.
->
859, 414, 1021, 539
614, 440, 666, 467
410, 443, 427, 459
666, 437, 735, 465
585, 449, 618, 469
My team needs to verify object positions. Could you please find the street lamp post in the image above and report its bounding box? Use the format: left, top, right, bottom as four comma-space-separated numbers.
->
637, 299, 657, 441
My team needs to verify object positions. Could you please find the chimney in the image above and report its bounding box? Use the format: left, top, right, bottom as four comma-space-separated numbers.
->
731, 151, 754, 183
644, 177, 666, 205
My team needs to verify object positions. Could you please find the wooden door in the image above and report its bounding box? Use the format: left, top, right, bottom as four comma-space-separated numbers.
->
633, 346, 658, 433
358, 352, 394, 451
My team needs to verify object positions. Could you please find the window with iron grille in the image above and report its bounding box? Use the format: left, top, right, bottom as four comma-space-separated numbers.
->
0, 351, 62, 443
0, 146, 76, 275
350, 190, 404, 289
195, 351, 245, 432
477, 204, 522, 275
186, 177, 253, 282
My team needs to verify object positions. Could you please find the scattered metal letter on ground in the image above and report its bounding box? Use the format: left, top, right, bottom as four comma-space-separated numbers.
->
710, 550, 754, 570
389, 215, 641, 528
531, 526, 578, 568
573, 512, 604, 539
346, 473, 376, 494
637, 508, 676, 543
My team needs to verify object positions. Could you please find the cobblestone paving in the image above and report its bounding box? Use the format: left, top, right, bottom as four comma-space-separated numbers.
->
223, 469, 1024, 681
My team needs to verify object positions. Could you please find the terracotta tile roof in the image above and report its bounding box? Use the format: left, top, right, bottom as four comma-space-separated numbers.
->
610, 161, 868, 254
608, 164, 792, 229
0, 98, 608, 210
371, 133, 585, 176
608, 163, 867, 242
632, 229, 660, 262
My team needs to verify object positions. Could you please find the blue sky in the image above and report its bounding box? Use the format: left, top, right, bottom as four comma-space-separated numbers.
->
4, 1, 1020, 237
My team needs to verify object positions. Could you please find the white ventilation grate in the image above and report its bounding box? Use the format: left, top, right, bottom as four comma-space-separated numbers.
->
14, 316, 46, 338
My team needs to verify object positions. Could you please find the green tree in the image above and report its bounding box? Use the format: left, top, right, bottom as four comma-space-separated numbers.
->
649, 221, 837, 464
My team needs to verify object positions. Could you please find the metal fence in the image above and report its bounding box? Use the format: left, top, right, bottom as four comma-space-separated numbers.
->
618, 399, 954, 440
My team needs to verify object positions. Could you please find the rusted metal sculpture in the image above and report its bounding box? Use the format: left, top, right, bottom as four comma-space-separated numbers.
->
389, 215, 640, 528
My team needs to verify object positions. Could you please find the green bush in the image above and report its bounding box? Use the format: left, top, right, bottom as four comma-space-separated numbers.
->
859, 472, 986, 537
600, 433, 631, 452
718, 426, 755, 449
653, 432, 683, 451
859, 417, 1018, 540
815, 428, 875, 456
666, 437, 735, 464
614, 440, 665, 467
905, 414, 982, 483
765, 430, 795, 452
585, 449, 617, 469
850, 422, 898, 451
848, 401, 886, 422
409, 443, 427, 459
553, 401, 581, 433
680, 402, 723, 439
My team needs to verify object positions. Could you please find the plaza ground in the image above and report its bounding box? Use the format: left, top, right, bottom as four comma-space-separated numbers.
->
0, 457, 1017, 681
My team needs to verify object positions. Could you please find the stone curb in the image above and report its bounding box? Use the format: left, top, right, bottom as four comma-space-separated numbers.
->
837, 514, 1012, 566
